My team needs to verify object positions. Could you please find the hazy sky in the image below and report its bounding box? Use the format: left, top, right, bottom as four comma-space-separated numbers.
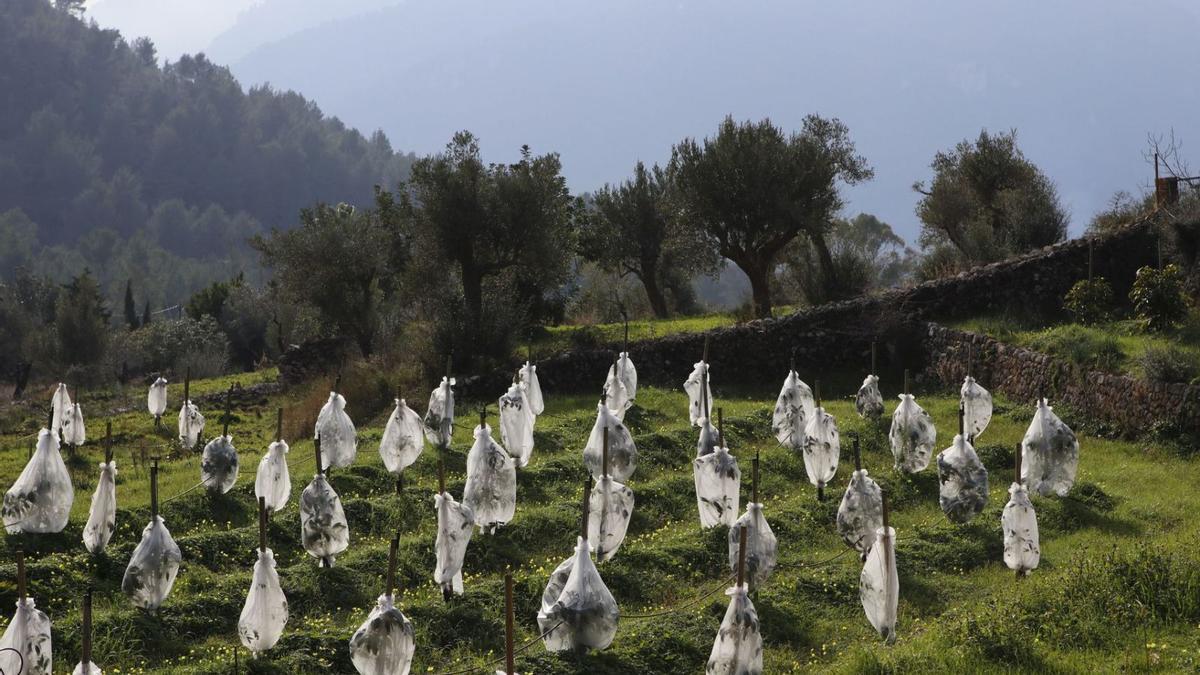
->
82, 0, 1200, 245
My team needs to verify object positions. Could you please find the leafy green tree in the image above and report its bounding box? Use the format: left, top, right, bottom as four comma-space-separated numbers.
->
403, 132, 576, 328
56, 270, 109, 366
914, 129, 1068, 265
253, 198, 402, 356
669, 116, 873, 318
782, 213, 914, 305
123, 279, 140, 329
581, 161, 719, 318
186, 276, 235, 322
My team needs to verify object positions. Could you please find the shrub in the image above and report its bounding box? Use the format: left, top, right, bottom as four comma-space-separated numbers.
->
1138, 345, 1200, 383
1130, 264, 1189, 331
1063, 277, 1113, 325
107, 316, 229, 378
1024, 325, 1123, 371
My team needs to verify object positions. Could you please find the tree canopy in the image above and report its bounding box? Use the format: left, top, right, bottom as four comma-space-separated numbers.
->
914, 129, 1068, 265
669, 115, 873, 318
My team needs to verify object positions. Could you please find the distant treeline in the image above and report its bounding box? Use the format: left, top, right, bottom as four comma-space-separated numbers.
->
0, 0, 413, 305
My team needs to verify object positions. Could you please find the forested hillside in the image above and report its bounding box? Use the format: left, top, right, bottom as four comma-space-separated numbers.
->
0, 0, 413, 306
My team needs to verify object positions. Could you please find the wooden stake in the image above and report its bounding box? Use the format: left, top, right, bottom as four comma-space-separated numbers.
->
602, 426, 609, 479
853, 434, 862, 473
1015, 441, 1023, 486
736, 525, 747, 588
222, 384, 233, 437
702, 335, 709, 364
333, 372, 342, 394
701, 363, 710, 420
46, 405, 53, 432
275, 408, 283, 443
504, 572, 515, 675
580, 476, 592, 540
183, 368, 190, 406
104, 421, 113, 464
967, 343, 973, 379
258, 497, 267, 552
717, 407, 724, 447
386, 537, 398, 597
16, 550, 26, 602
752, 453, 760, 505
314, 433, 324, 476
479, 407, 486, 430
904, 369, 910, 397
623, 315, 629, 356
82, 589, 93, 669
871, 340, 877, 375
958, 401, 964, 438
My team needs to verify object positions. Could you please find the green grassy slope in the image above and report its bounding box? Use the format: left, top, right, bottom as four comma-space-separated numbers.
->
0, 371, 1196, 674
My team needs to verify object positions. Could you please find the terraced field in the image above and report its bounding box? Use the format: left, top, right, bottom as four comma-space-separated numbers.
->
0, 372, 1197, 673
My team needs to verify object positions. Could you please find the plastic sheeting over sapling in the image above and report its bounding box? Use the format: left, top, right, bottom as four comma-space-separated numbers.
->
772, 370, 814, 451
838, 469, 883, 559
434, 492, 473, 596
694, 431, 740, 528
380, 398, 425, 474
588, 475, 634, 562
859, 525, 898, 644
122, 515, 183, 612
802, 406, 840, 492
147, 377, 168, 419
348, 593, 414, 675
937, 434, 989, 523
583, 404, 637, 482
300, 473, 349, 566
4, 427, 74, 534
315, 392, 356, 469
889, 394, 935, 473
498, 385, 535, 468
728, 504, 777, 590
538, 537, 619, 652
255, 441, 291, 513
463, 423, 516, 533
0, 597, 52, 675
238, 548, 288, 655
178, 400, 204, 449
423, 377, 455, 449
82, 459, 117, 553
855, 374, 884, 419
519, 362, 544, 416
1022, 399, 1079, 497
684, 361, 714, 427
201, 435, 240, 494
1002, 482, 1040, 575
706, 583, 763, 675
961, 376, 993, 439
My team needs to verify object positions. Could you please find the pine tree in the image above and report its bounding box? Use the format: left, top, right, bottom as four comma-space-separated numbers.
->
123, 279, 140, 330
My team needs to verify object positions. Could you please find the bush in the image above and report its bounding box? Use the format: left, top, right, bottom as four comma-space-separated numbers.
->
1023, 325, 1123, 371
107, 316, 229, 378
1063, 277, 1113, 325
1138, 345, 1200, 383
1130, 264, 1189, 331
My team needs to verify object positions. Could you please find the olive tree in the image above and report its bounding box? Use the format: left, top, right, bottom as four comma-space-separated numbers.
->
669, 116, 872, 318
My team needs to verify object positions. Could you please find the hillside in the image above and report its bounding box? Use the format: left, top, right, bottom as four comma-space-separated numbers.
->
0, 370, 1195, 672
0, 0, 413, 305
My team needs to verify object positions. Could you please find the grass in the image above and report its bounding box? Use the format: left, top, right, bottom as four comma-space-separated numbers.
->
954, 314, 1200, 383
0, 368, 1197, 673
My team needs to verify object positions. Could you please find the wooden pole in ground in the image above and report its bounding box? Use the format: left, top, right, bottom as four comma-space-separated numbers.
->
881, 488, 890, 532
736, 525, 747, 588
504, 573, 515, 675
16, 550, 26, 603
958, 401, 965, 438
105, 421, 113, 465
854, 433, 862, 473
150, 457, 160, 520
717, 407, 724, 447
752, 453, 760, 505
183, 369, 190, 405
314, 434, 324, 477
580, 476, 592, 541
222, 385, 233, 437
602, 426, 609, 479
1015, 441, 1023, 486
82, 589, 93, 671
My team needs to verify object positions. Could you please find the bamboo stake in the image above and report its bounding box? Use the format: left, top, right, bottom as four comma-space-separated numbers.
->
258, 497, 267, 553
386, 537, 398, 598
82, 589, 93, 671
504, 573, 515, 675
736, 525, 747, 588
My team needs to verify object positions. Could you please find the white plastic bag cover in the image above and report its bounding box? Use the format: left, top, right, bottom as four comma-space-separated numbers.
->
602, 365, 633, 421
300, 474, 349, 565
463, 423, 517, 532
519, 362, 544, 416
706, 584, 763, 675
380, 399, 425, 474
61, 403, 86, 446
772, 370, 814, 450
423, 377, 455, 448
538, 537, 619, 652
201, 435, 240, 494
855, 374, 884, 419
588, 475, 635, 562
51, 383, 71, 436
82, 459, 117, 553
498, 385, 535, 468
72, 661, 102, 674
4, 428, 74, 533
615, 352, 637, 401
936, 434, 989, 523
694, 444, 740, 528
837, 469, 883, 559
349, 594, 415, 675
0, 598, 52, 675
122, 515, 182, 611
859, 526, 898, 644
178, 400, 204, 449
147, 377, 168, 418
583, 404, 638, 482
889, 395, 935, 473
961, 376, 993, 439
1002, 482, 1040, 574
315, 392, 357, 469
238, 547, 288, 655
1021, 399, 1079, 497
684, 361, 714, 427
728, 504, 777, 590
695, 416, 720, 458
434, 491, 474, 596
802, 407, 840, 489
255, 441, 291, 513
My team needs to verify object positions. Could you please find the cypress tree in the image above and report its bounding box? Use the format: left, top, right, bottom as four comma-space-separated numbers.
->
123, 279, 140, 329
